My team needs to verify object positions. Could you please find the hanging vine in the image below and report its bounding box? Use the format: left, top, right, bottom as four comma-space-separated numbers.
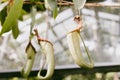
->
0, 0, 119, 79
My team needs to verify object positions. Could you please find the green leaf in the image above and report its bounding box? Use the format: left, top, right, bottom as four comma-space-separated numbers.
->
0, 0, 23, 36
36, 3, 45, 11
53, 7, 58, 19
12, 21, 19, 39
19, 9, 27, 21
45, 0, 58, 19
0, 1, 9, 12
0, 7, 7, 25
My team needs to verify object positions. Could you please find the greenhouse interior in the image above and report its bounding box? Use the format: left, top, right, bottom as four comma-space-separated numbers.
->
0, 0, 120, 80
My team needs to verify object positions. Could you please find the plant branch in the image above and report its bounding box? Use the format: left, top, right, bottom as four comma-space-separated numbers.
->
23, 1, 120, 7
